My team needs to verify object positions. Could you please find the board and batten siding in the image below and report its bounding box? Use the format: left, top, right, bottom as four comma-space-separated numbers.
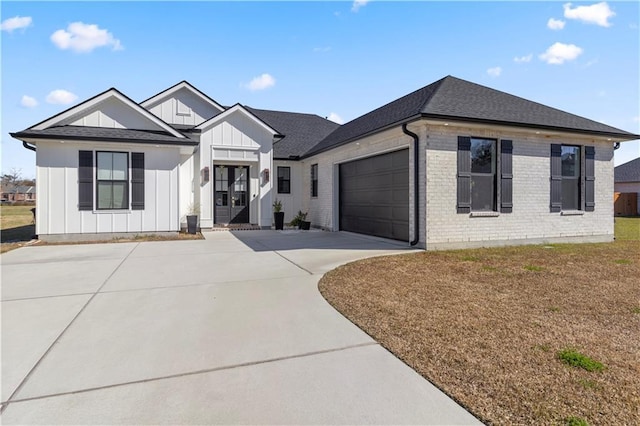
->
421, 123, 615, 249
62, 97, 167, 131
198, 110, 274, 228
35, 141, 181, 236
145, 88, 222, 127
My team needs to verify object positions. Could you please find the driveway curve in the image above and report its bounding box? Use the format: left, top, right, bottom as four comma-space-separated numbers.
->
1, 230, 480, 424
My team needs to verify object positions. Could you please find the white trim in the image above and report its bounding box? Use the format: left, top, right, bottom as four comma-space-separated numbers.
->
31, 90, 186, 139
561, 210, 585, 216
195, 104, 279, 135
470, 211, 500, 217
140, 81, 224, 112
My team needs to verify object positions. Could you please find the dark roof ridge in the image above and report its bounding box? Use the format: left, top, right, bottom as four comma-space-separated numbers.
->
246, 106, 335, 121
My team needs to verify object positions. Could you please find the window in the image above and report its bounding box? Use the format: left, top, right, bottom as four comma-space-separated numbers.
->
470, 138, 496, 211
97, 152, 128, 209
457, 137, 512, 214
550, 144, 595, 212
561, 145, 580, 210
277, 166, 291, 194
311, 164, 318, 197
79, 151, 145, 211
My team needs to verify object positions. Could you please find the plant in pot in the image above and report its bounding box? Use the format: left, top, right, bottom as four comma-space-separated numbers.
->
186, 202, 200, 234
290, 210, 310, 230
273, 198, 285, 230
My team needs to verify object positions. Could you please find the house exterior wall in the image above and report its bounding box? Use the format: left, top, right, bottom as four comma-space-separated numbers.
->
421, 122, 615, 249
273, 160, 303, 224
614, 181, 640, 213
35, 140, 181, 237
145, 88, 222, 126
301, 126, 419, 242
198, 111, 274, 228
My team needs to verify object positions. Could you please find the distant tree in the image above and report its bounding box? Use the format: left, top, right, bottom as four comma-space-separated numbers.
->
1, 168, 22, 189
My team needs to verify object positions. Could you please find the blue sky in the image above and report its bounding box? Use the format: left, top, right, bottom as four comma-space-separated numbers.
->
2, 1, 638, 179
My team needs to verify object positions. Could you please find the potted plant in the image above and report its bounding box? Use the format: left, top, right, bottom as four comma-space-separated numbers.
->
290, 210, 310, 230
273, 198, 285, 230
186, 202, 200, 234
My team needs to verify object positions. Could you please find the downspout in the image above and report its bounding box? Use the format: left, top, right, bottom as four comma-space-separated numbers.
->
23, 142, 36, 151
402, 123, 420, 246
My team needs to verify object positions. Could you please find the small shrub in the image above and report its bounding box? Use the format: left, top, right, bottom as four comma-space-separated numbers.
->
524, 265, 544, 272
565, 416, 589, 426
557, 348, 604, 372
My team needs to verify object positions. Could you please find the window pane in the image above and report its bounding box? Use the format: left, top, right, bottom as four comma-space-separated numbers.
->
97, 182, 113, 209
112, 182, 128, 209
215, 167, 228, 191
561, 146, 580, 177
562, 178, 580, 210
97, 152, 113, 180
471, 175, 495, 211
471, 139, 495, 174
112, 153, 128, 180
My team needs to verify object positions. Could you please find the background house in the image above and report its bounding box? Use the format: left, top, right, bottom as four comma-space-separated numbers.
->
614, 157, 640, 216
1, 185, 36, 204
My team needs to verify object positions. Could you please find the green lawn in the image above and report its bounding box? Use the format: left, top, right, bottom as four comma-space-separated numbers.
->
614, 216, 640, 240
0, 205, 36, 249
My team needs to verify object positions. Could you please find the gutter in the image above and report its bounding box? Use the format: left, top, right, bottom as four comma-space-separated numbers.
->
22, 141, 36, 152
402, 123, 420, 246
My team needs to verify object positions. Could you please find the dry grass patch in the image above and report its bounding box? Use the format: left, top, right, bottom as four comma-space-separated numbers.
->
319, 239, 640, 425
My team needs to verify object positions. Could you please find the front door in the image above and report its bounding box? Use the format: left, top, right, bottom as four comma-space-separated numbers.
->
214, 166, 249, 224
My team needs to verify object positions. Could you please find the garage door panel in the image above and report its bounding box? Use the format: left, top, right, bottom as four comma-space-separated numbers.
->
339, 149, 409, 242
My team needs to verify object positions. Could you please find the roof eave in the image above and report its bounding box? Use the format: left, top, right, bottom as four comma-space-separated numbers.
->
422, 114, 640, 141
10, 132, 199, 147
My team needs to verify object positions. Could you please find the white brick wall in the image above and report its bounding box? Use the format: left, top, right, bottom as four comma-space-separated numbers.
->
423, 122, 615, 249
299, 121, 616, 250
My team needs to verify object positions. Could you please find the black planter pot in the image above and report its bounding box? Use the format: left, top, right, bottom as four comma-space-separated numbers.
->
300, 220, 311, 230
274, 212, 285, 230
186, 215, 198, 234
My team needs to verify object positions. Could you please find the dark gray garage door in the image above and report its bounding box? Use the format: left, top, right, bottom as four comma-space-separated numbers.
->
339, 149, 409, 241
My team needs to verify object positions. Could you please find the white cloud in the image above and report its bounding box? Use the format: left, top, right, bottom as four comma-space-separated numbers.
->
547, 18, 566, 30
539, 42, 583, 64
514, 54, 533, 63
243, 73, 276, 91
46, 89, 78, 105
487, 67, 502, 77
1, 16, 32, 32
313, 46, 331, 53
50, 22, 123, 53
20, 95, 38, 108
563, 2, 615, 27
352, 0, 369, 12
327, 112, 344, 124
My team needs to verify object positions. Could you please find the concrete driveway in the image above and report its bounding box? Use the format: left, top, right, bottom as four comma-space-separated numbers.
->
1, 230, 480, 425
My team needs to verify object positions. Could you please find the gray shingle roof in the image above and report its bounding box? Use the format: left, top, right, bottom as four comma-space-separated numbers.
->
245, 107, 340, 158
615, 157, 640, 183
305, 76, 638, 157
11, 125, 197, 146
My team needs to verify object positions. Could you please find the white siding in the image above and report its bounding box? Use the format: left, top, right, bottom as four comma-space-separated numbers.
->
198, 110, 274, 228
35, 140, 181, 236
63, 97, 167, 131
146, 88, 222, 126
273, 160, 303, 224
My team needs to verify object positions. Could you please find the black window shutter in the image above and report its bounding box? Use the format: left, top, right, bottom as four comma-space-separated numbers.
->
584, 146, 595, 212
550, 144, 562, 212
457, 136, 471, 213
78, 150, 93, 211
131, 152, 145, 210
500, 140, 513, 213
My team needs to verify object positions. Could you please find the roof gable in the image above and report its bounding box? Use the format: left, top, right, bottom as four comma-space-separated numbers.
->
140, 81, 225, 113
29, 88, 185, 138
195, 104, 281, 136
615, 157, 640, 183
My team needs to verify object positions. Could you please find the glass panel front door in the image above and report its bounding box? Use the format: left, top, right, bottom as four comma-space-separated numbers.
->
214, 166, 249, 224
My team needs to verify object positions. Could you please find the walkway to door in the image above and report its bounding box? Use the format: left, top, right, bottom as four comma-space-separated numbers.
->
1, 231, 480, 424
